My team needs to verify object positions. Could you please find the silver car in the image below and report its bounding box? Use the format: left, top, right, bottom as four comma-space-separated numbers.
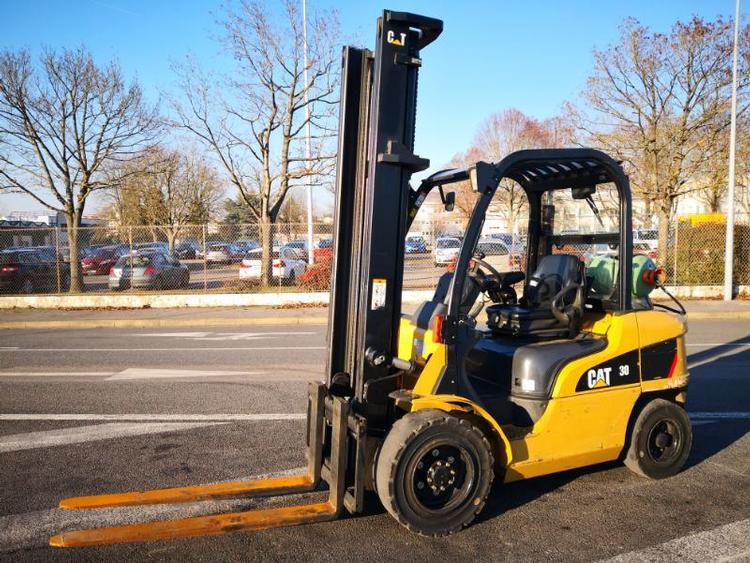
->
205, 243, 243, 265
109, 252, 189, 291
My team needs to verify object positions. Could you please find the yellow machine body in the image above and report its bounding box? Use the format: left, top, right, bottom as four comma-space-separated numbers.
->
398, 309, 688, 483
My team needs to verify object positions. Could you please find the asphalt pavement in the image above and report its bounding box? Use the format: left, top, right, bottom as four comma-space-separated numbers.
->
0, 318, 748, 561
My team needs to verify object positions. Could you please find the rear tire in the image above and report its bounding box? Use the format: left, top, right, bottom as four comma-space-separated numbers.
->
20, 278, 34, 294
624, 399, 692, 479
375, 410, 494, 537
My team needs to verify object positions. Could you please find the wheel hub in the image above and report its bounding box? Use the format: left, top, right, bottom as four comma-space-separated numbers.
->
647, 419, 680, 463
654, 431, 673, 449
426, 460, 456, 492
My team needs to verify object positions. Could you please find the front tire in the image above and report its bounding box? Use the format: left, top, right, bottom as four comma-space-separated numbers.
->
375, 410, 494, 537
624, 399, 692, 479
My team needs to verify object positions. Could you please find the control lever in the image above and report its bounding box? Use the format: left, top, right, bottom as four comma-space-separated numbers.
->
365, 347, 414, 372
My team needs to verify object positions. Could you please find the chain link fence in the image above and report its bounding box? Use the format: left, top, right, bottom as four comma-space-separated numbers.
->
1, 216, 749, 296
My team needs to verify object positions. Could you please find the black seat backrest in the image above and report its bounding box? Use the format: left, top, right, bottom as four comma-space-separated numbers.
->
524, 254, 584, 307
412, 272, 453, 329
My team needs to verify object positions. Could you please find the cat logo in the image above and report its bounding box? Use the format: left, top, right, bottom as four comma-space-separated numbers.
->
587, 366, 612, 389
387, 30, 407, 47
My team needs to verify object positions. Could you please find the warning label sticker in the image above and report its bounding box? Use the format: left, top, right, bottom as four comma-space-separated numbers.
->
371, 278, 387, 310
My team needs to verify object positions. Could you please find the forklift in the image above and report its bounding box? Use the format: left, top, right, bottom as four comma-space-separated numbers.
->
51, 10, 691, 547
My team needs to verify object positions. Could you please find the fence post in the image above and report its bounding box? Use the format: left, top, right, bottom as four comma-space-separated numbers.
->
203, 223, 208, 292
672, 220, 678, 287
55, 226, 61, 293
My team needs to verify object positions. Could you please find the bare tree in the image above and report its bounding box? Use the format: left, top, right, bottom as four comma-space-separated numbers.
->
172, 0, 338, 285
576, 17, 750, 260
108, 148, 223, 252
0, 47, 160, 291
473, 109, 573, 236
437, 108, 573, 239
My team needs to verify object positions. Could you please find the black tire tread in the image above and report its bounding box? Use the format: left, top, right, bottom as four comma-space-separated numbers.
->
624, 398, 692, 479
376, 409, 494, 537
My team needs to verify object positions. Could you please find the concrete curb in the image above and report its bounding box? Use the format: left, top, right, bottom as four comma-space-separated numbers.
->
0, 310, 748, 330
0, 316, 329, 330
0, 290, 435, 310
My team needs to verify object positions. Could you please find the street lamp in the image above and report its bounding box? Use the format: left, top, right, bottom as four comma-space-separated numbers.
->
724, 0, 741, 300
303, 0, 314, 265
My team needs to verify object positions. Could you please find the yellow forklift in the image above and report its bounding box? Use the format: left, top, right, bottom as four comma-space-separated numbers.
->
51, 10, 691, 547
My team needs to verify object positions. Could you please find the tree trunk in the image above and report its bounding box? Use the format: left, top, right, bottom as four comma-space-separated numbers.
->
657, 205, 671, 268
167, 230, 177, 255
66, 215, 83, 293
260, 219, 272, 287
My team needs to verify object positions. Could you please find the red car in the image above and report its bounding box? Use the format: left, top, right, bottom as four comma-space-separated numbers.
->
81, 246, 127, 275
313, 238, 333, 262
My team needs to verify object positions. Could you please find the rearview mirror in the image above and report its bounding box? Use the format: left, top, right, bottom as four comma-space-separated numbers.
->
572, 185, 596, 199
443, 191, 455, 212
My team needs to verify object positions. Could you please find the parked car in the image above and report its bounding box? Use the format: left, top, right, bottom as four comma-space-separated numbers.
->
109, 252, 189, 290
239, 247, 306, 284
634, 242, 658, 261
234, 240, 260, 254
205, 243, 244, 265
133, 242, 170, 254
433, 237, 462, 266
283, 240, 309, 261
81, 245, 128, 275
313, 238, 333, 261
475, 239, 521, 270
405, 235, 428, 254
0, 249, 70, 293
175, 241, 200, 260
634, 229, 658, 251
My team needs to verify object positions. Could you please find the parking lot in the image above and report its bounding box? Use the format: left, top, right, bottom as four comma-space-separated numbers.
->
74, 255, 447, 292
0, 316, 748, 562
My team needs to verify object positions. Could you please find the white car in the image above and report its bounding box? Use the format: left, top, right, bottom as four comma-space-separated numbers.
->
239, 247, 306, 284
433, 237, 462, 266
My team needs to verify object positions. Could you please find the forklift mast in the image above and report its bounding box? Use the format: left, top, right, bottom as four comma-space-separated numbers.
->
326, 12, 442, 420
48, 11, 446, 547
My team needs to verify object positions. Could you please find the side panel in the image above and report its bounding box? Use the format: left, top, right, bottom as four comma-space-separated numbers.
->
635, 310, 689, 393
505, 314, 642, 480
504, 388, 640, 482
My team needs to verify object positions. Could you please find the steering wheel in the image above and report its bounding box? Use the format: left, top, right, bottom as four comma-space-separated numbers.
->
465, 256, 524, 319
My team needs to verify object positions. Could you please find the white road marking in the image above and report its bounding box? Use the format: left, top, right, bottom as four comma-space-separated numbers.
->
0, 413, 306, 422
136, 331, 316, 341
105, 368, 266, 380
689, 412, 750, 420
600, 518, 750, 562
0, 422, 228, 453
0, 346, 19, 350
687, 343, 750, 347
0, 368, 316, 380
0, 371, 113, 377
0, 346, 326, 351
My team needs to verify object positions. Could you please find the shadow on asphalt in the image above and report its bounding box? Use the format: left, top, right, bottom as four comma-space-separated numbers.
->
681, 335, 750, 470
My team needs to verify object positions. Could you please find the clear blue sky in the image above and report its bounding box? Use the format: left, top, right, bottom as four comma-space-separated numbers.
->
0, 0, 742, 216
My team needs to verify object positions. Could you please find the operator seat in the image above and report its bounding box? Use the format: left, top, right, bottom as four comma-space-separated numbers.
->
486, 254, 586, 339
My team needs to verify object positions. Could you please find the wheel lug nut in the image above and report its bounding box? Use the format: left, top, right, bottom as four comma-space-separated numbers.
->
417, 462, 424, 469
447, 456, 454, 463
417, 481, 424, 489
432, 449, 439, 457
